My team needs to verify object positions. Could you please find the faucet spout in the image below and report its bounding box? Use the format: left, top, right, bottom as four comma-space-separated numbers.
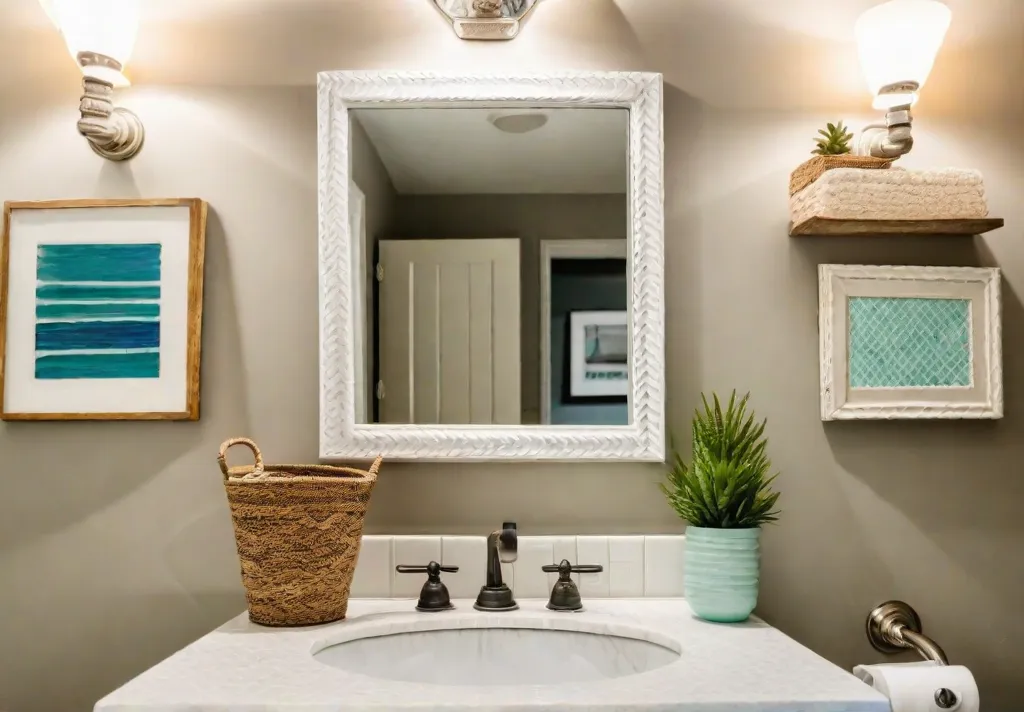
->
485, 522, 518, 587
475, 521, 518, 612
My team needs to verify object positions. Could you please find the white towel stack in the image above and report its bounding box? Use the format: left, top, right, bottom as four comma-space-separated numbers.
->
790, 167, 989, 225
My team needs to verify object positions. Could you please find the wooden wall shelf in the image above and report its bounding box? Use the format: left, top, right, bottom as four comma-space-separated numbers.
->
790, 217, 1005, 237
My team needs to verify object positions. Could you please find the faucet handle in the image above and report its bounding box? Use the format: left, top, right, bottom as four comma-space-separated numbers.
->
541, 559, 603, 575
541, 559, 602, 612
396, 562, 459, 575
395, 561, 458, 612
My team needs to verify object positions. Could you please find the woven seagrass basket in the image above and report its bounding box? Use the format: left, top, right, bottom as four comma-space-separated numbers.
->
789, 154, 894, 196
218, 438, 382, 627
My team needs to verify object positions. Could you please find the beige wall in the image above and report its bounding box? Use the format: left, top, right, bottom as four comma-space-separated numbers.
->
388, 193, 627, 423
0, 30, 1023, 712
350, 117, 397, 417
351, 117, 398, 251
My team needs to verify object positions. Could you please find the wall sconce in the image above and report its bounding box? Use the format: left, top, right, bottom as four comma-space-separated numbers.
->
431, 0, 540, 40
42, 0, 145, 161
854, 0, 951, 158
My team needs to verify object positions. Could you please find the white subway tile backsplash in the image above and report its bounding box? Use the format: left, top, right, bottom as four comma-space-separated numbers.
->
349, 534, 685, 600
441, 536, 486, 599
550, 537, 577, 563
392, 536, 441, 598
350, 535, 393, 598
575, 536, 610, 598
609, 536, 645, 597
513, 537, 554, 598
644, 535, 686, 597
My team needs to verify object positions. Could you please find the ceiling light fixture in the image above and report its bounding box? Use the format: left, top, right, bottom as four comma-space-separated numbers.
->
40, 0, 145, 161
489, 113, 549, 134
854, 0, 951, 158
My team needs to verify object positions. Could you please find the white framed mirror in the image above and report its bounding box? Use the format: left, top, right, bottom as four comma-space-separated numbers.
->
318, 71, 664, 461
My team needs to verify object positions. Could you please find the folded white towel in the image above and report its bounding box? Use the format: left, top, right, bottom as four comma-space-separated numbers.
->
791, 167, 989, 224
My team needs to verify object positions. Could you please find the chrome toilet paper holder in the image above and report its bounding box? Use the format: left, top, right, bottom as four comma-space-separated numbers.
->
866, 600, 958, 709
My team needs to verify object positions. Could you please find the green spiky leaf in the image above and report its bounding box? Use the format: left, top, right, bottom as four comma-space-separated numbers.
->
811, 120, 853, 156
661, 390, 782, 529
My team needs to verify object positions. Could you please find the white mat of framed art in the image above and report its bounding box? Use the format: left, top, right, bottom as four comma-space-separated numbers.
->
818, 264, 1002, 421
0, 199, 207, 421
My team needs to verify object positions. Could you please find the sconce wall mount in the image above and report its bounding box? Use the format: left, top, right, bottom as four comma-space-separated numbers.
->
42, 0, 145, 161
77, 52, 145, 161
854, 0, 951, 160
856, 102, 914, 159
431, 0, 540, 40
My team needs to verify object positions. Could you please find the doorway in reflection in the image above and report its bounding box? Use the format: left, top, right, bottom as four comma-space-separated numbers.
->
549, 257, 628, 426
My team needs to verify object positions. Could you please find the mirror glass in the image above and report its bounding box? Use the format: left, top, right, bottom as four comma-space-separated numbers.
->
350, 107, 629, 426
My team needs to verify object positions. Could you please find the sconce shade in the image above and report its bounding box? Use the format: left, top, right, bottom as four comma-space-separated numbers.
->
855, 0, 951, 110
43, 0, 140, 85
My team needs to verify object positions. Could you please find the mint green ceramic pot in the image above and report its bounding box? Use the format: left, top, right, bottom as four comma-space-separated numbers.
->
684, 526, 760, 623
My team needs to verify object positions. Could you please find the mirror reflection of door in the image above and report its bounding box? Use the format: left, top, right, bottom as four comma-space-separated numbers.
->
377, 239, 521, 424
350, 106, 628, 426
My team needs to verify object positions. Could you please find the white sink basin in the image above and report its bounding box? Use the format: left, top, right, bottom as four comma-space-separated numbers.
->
96, 601, 892, 711
313, 623, 680, 686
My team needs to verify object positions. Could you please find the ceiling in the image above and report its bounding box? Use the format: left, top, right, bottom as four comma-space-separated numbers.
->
2, 0, 1022, 116
353, 108, 628, 195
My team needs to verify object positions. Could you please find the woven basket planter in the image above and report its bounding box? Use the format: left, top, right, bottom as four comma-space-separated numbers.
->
790, 155, 894, 196
218, 438, 382, 627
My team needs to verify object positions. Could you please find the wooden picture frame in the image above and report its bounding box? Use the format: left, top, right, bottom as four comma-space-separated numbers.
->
819, 264, 1002, 421
0, 198, 207, 421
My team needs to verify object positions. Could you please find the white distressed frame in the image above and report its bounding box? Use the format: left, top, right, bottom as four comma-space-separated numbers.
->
819, 264, 1003, 421
318, 71, 665, 461
539, 239, 627, 425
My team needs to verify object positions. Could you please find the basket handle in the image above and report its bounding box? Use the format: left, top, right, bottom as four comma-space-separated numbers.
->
368, 455, 383, 476
218, 438, 264, 480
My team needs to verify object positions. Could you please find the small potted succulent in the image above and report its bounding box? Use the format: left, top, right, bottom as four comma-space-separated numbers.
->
660, 391, 781, 623
812, 120, 855, 156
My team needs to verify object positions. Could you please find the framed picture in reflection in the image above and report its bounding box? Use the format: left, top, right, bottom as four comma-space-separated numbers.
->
564, 310, 629, 403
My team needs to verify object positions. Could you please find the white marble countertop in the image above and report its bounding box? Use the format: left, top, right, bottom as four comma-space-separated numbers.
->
95, 599, 889, 711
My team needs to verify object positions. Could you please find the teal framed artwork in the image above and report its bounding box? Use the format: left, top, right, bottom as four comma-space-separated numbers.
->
819, 265, 1002, 420
0, 199, 207, 421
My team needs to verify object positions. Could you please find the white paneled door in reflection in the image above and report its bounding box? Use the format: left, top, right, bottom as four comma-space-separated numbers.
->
377, 239, 521, 425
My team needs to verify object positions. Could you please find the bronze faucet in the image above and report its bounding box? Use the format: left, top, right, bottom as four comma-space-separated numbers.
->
474, 522, 518, 611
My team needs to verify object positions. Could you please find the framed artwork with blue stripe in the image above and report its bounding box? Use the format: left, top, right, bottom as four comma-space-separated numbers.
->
1, 199, 207, 420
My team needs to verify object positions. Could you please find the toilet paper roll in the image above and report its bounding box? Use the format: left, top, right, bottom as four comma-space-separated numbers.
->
853, 661, 980, 712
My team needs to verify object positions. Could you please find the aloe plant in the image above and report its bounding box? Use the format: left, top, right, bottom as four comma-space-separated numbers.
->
660, 391, 781, 529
